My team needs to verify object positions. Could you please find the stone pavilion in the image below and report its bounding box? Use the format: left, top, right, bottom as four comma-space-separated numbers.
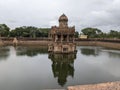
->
48, 14, 76, 53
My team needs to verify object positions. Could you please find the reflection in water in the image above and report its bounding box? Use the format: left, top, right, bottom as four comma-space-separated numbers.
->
106, 50, 120, 58
48, 53, 76, 86
108, 52, 120, 58
0, 46, 120, 90
16, 46, 48, 57
0, 46, 10, 60
80, 47, 100, 56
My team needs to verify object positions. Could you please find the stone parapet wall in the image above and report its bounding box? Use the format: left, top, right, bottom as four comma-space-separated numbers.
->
76, 41, 97, 46
0, 40, 4, 46
76, 41, 120, 49
0, 40, 120, 50
97, 42, 120, 49
18, 40, 52, 46
0, 40, 52, 46
2, 41, 13, 45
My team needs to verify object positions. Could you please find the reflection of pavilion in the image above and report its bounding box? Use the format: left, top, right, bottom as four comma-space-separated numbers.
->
48, 53, 76, 86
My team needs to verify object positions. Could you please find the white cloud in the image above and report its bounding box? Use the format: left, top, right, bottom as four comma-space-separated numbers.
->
0, 0, 120, 32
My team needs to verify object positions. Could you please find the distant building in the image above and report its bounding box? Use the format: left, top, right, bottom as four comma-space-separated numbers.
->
48, 14, 77, 53
79, 34, 88, 39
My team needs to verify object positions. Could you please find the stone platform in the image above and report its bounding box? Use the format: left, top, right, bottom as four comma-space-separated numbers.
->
68, 81, 120, 90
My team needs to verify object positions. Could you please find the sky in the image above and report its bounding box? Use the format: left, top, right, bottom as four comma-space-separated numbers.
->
0, 0, 120, 32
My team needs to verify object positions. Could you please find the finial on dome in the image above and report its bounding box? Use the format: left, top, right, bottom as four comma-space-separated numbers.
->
62, 13, 65, 15
59, 14, 68, 22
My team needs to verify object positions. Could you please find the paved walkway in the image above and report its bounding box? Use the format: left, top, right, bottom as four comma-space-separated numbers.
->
68, 81, 120, 90
43, 89, 66, 90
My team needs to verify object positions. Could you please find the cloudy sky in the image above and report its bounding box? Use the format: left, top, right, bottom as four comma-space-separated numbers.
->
0, 0, 120, 32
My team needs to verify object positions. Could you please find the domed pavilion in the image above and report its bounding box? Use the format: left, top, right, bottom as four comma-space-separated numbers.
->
48, 14, 76, 53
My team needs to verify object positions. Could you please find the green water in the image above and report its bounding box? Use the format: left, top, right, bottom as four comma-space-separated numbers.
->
0, 46, 120, 90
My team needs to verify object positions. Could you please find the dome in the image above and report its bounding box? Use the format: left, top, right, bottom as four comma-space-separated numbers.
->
59, 14, 68, 21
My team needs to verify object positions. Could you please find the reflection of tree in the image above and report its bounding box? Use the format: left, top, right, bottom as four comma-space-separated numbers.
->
108, 52, 120, 58
16, 46, 48, 57
80, 48, 99, 56
48, 53, 76, 86
0, 47, 10, 60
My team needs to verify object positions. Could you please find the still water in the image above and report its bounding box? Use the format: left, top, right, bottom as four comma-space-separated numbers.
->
0, 46, 120, 90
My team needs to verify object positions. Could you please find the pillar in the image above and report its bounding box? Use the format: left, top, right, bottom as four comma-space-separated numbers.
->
61, 34, 63, 42
67, 35, 69, 42
73, 35, 75, 42
55, 34, 57, 42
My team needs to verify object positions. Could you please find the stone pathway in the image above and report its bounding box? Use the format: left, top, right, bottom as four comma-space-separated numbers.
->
43, 89, 66, 90
68, 81, 120, 90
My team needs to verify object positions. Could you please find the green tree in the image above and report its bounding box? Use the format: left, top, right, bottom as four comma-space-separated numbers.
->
108, 30, 120, 39
38, 28, 50, 37
81, 27, 102, 38
10, 26, 50, 38
75, 31, 79, 38
0, 24, 10, 37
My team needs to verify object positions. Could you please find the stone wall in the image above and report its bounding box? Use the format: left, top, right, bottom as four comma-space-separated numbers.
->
0, 39, 120, 50
76, 41, 97, 46
76, 41, 120, 49
0, 40, 4, 46
97, 42, 120, 49
0, 40, 51, 46
18, 40, 51, 46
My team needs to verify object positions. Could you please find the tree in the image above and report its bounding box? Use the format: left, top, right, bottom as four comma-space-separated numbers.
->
9, 26, 50, 38
108, 30, 120, 39
81, 27, 102, 38
75, 31, 79, 38
0, 24, 10, 37
38, 28, 50, 37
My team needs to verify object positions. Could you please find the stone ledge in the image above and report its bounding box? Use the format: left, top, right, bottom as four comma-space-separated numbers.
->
68, 81, 120, 90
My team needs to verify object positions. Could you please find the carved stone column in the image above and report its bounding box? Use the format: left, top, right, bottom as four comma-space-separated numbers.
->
55, 34, 57, 42
61, 34, 63, 42
73, 35, 75, 42
67, 35, 69, 42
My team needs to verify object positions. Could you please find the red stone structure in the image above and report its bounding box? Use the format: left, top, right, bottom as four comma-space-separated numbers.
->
48, 14, 76, 53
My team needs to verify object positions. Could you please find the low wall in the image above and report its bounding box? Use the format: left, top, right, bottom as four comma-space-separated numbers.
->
97, 42, 120, 49
18, 40, 52, 46
76, 41, 97, 46
0, 40, 4, 46
1, 40, 52, 46
76, 41, 120, 49
0, 38, 120, 49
